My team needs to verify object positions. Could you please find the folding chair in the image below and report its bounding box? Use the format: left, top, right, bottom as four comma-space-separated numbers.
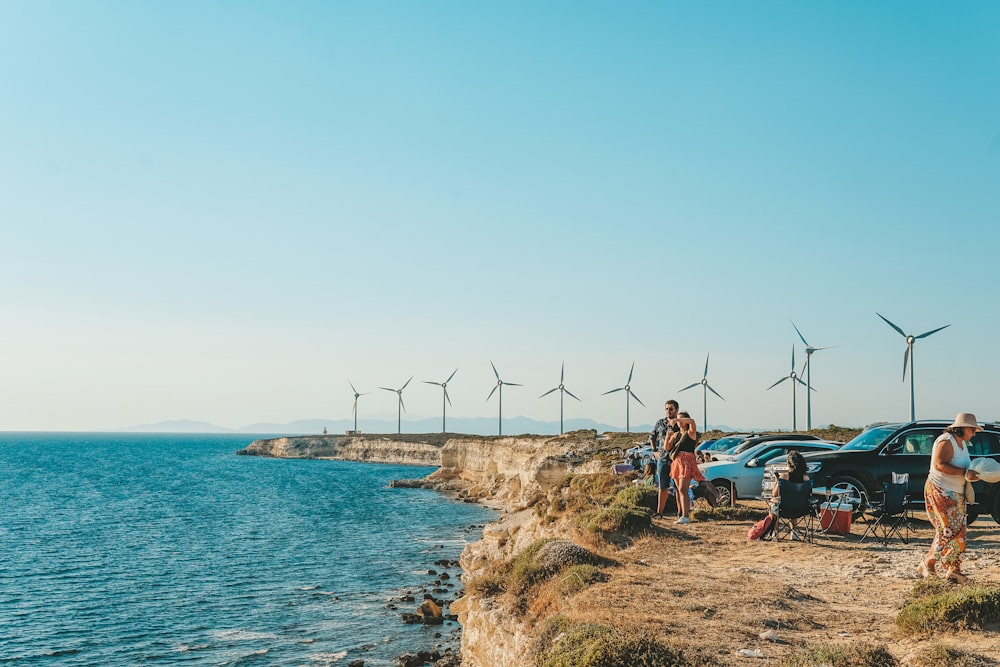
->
772, 479, 815, 542
859, 477, 910, 545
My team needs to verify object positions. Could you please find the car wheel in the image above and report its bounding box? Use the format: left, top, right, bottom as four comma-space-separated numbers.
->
828, 475, 870, 517
712, 479, 733, 507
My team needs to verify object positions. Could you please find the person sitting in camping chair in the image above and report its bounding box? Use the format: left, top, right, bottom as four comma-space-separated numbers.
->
770, 450, 812, 540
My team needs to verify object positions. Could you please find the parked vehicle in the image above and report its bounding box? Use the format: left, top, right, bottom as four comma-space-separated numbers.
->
696, 433, 757, 461
698, 440, 842, 506
783, 420, 1000, 523
712, 433, 825, 462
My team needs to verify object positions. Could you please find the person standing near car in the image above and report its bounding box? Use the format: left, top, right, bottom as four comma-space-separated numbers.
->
920, 412, 982, 583
649, 400, 681, 517
669, 411, 710, 524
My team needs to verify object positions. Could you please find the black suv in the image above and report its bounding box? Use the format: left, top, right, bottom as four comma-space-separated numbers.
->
797, 420, 1000, 523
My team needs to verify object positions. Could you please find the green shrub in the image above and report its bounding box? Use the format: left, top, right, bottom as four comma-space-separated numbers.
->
581, 504, 650, 534
535, 616, 717, 667
896, 585, 1000, 634
907, 642, 983, 667
690, 505, 764, 521
780, 642, 897, 667
557, 564, 604, 596
505, 539, 611, 596
612, 485, 658, 513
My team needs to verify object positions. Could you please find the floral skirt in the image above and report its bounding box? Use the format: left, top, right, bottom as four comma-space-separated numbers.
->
670, 452, 705, 482
924, 479, 967, 569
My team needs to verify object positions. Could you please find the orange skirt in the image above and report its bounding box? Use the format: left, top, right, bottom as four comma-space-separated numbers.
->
670, 452, 705, 482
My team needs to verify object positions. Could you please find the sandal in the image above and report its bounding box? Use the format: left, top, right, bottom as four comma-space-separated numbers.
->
917, 561, 935, 579
945, 570, 968, 584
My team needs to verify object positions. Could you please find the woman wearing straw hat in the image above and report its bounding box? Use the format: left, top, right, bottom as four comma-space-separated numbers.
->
919, 412, 982, 583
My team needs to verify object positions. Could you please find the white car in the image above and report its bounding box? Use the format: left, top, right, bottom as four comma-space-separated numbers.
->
698, 440, 842, 506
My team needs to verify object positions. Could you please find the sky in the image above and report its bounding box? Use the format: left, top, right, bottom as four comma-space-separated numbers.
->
2, 1, 999, 433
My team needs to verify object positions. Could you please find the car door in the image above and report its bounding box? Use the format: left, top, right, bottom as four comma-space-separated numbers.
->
883, 427, 942, 496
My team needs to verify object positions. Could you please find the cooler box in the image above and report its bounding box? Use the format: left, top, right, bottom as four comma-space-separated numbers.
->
819, 502, 853, 534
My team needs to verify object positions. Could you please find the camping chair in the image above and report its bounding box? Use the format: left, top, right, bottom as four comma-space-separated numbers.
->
772, 479, 815, 542
859, 476, 911, 546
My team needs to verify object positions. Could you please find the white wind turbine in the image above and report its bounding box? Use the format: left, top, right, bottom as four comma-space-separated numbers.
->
539, 362, 581, 435
678, 354, 724, 431
486, 361, 521, 436
423, 368, 458, 433
791, 322, 834, 431
766, 347, 810, 431
347, 379, 369, 433
877, 313, 950, 421
379, 376, 413, 434
602, 362, 645, 433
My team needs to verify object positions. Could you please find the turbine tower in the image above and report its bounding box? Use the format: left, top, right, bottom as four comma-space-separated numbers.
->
603, 362, 645, 433
539, 362, 581, 435
877, 313, 950, 421
379, 376, 413, 434
767, 347, 809, 431
791, 322, 833, 431
423, 368, 458, 433
678, 354, 724, 431
347, 379, 369, 433
486, 361, 521, 436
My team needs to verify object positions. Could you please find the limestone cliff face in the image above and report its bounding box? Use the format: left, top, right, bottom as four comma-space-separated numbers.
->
237, 434, 443, 466
237, 430, 611, 666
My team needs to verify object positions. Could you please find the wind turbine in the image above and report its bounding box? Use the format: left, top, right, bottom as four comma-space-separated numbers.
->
603, 362, 645, 433
678, 354, 724, 430
767, 347, 810, 431
877, 313, 950, 421
539, 362, 581, 435
347, 379, 369, 433
379, 376, 413, 434
791, 322, 833, 431
486, 361, 521, 436
423, 368, 458, 433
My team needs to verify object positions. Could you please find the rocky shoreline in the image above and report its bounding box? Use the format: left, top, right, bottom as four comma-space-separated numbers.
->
240, 431, 612, 666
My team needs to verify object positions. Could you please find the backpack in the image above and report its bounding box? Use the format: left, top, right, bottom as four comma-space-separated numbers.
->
747, 513, 776, 541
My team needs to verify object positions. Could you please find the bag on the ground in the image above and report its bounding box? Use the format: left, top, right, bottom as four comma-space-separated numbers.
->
747, 513, 776, 541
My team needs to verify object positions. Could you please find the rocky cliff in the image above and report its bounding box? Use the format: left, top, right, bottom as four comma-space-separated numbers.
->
237, 429, 619, 666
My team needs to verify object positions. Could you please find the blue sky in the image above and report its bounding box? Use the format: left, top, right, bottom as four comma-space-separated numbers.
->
2, 2, 999, 432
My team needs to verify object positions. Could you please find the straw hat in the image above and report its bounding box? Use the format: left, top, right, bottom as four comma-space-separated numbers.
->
948, 412, 983, 432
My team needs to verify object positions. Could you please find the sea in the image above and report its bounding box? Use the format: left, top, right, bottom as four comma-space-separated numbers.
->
0, 433, 498, 666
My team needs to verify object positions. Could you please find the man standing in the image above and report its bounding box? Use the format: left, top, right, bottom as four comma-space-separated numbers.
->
649, 400, 680, 516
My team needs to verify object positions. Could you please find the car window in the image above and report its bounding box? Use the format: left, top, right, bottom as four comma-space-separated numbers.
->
895, 429, 940, 456
968, 432, 1000, 456
841, 426, 897, 451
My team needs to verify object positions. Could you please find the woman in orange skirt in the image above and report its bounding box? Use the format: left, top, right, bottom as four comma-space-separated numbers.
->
668, 412, 706, 524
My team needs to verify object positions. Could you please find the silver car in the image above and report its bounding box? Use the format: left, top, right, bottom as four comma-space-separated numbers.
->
698, 440, 842, 506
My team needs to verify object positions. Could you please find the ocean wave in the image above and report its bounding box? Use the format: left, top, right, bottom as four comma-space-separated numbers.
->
307, 651, 349, 664
211, 629, 279, 642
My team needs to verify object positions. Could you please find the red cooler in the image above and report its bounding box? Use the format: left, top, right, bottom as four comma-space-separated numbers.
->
819, 502, 852, 534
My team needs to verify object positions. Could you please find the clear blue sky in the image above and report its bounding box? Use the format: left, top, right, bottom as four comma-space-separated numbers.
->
2, 1, 998, 432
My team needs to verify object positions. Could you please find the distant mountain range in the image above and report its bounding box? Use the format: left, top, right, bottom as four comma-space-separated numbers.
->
113, 417, 745, 437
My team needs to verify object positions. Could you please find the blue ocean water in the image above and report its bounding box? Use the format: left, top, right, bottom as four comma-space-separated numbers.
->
0, 433, 496, 666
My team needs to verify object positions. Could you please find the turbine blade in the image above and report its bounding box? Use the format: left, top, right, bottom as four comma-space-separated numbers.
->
490, 360, 500, 380
767, 377, 788, 391
352, 399, 358, 416
446, 368, 458, 383
916, 324, 950, 339
628, 389, 645, 407
423, 381, 441, 386
401, 376, 413, 390
379, 387, 395, 392
349, 379, 358, 393
486, 385, 499, 402
603, 387, 625, 395
539, 387, 559, 398
564, 388, 581, 401
627, 361, 635, 384
399, 395, 406, 412
795, 377, 809, 388
560, 362, 565, 384
703, 353, 710, 380
679, 382, 700, 392
504, 382, 523, 387
877, 313, 907, 338
902, 347, 910, 382
791, 321, 810, 347
791, 346, 796, 371
706, 384, 725, 401
444, 387, 452, 407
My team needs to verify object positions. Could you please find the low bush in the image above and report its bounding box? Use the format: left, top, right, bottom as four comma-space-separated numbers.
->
907, 642, 985, 667
780, 641, 897, 666
535, 616, 717, 667
613, 485, 658, 513
557, 564, 605, 596
896, 585, 1000, 634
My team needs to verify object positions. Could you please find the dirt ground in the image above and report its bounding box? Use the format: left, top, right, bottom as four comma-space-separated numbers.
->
560, 503, 1000, 665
